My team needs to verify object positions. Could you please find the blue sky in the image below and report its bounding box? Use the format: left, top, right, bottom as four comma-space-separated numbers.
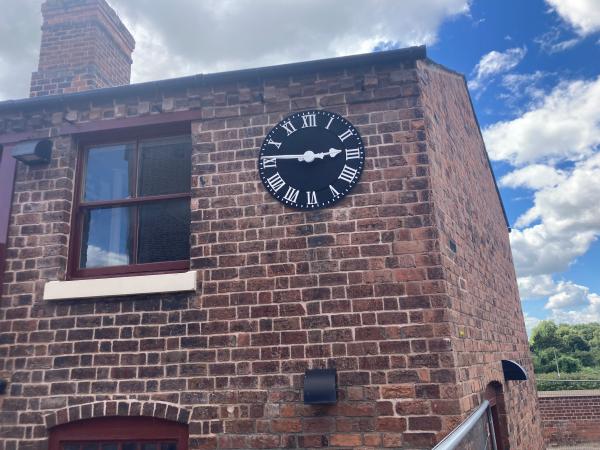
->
1, 0, 599, 333
424, 0, 600, 332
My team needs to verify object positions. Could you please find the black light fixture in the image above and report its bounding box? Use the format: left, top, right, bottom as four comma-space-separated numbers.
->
304, 368, 337, 404
11, 139, 52, 165
0, 379, 6, 395
501, 359, 528, 381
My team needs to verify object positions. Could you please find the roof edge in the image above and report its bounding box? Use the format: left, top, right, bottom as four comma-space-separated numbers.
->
0, 45, 426, 112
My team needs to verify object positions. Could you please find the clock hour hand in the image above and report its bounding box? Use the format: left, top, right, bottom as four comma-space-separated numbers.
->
313, 148, 342, 159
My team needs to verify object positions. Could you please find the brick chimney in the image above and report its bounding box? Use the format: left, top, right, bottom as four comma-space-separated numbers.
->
30, 0, 135, 97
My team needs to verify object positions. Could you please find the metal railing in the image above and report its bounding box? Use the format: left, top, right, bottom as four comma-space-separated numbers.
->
432, 400, 497, 450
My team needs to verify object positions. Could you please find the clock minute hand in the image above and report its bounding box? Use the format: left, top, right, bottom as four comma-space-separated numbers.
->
261, 148, 342, 163
261, 154, 307, 161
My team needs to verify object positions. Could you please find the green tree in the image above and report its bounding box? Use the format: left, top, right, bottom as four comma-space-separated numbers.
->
557, 356, 582, 373
530, 321, 561, 353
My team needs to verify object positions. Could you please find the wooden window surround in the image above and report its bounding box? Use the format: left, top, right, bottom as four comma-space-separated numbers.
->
48, 416, 188, 450
0, 145, 17, 296
68, 123, 192, 280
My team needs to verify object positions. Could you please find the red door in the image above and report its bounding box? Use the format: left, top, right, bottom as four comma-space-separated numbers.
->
48, 417, 188, 450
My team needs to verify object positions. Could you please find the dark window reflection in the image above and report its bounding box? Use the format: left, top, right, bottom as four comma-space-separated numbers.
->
101, 445, 118, 450
160, 444, 177, 450
138, 199, 190, 264
80, 207, 133, 268
122, 444, 137, 450
141, 445, 157, 450
84, 143, 135, 201
139, 136, 191, 196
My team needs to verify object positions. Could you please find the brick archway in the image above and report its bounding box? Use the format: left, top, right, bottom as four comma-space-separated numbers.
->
45, 400, 191, 429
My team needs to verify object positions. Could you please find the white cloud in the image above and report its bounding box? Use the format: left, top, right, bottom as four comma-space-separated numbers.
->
524, 313, 542, 336
522, 279, 600, 332
546, 281, 593, 309
0, 0, 42, 100
534, 27, 580, 53
109, 0, 470, 84
499, 164, 565, 190
85, 245, 129, 268
467, 47, 526, 91
0, 0, 470, 100
518, 274, 557, 299
508, 153, 600, 279
484, 77, 600, 165
550, 294, 600, 324
546, 0, 600, 36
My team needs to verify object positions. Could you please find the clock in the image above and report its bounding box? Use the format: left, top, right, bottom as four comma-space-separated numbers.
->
258, 110, 365, 209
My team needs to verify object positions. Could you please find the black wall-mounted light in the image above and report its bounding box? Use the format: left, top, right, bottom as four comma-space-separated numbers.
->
0, 379, 6, 395
502, 359, 528, 381
304, 368, 337, 404
11, 139, 52, 165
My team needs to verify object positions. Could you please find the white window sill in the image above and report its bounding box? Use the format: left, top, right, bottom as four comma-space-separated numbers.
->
43, 270, 197, 300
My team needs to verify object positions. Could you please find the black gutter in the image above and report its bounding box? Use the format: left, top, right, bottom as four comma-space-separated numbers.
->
0, 45, 426, 112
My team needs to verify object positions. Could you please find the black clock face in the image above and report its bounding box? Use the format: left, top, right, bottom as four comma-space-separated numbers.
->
258, 110, 365, 209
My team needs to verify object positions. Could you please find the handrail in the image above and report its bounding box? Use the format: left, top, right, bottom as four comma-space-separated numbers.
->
432, 400, 491, 450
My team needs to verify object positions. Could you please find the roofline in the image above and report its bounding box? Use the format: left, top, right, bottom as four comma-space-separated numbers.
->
418, 58, 510, 230
0, 45, 426, 112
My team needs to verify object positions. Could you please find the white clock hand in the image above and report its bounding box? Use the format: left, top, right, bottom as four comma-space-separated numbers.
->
261, 148, 343, 163
261, 150, 317, 162
261, 154, 307, 160
313, 148, 342, 159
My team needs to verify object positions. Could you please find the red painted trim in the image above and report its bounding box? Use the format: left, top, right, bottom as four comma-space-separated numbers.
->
79, 192, 190, 209
60, 110, 203, 137
0, 145, 17, 298
0, 129, 51, 145
48, 416, 188, 450
0, 111, 197, 146
71, 260, 189, 279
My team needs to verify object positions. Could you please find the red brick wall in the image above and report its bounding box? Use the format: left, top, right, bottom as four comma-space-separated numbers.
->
0, 54, 543, 449
539, 392, 600, 446
417, 61, 544, 449
30, 0, 135, 97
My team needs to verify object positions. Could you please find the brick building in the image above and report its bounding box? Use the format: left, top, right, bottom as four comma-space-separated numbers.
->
0, 0, 544, 449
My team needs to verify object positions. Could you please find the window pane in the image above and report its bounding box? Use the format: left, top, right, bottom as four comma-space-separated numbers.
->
138, 136, 191, 196
137, 199, 190, 264
101, 445, 117, 450
161, 444, 177, 450
84, 143, 135, 201
63, 445, 80, 450
122, 444, 137, 450
141, 445, 157, 450
80, 207, 133, 268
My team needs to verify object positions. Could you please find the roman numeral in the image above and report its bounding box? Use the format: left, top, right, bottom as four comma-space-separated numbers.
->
283, 186, 299, 203
325, 117, 334, 129
301, 114, 317, 128
329, 184, 340, 196
338, 129, 353, 142
338, 165, 358, 183
262, 157, 277, 168
306, 191, 318, 205
345, 148, 361, 160
267, 138, 282, 149
267, 172, 285, 192
281, 120, 297, 136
